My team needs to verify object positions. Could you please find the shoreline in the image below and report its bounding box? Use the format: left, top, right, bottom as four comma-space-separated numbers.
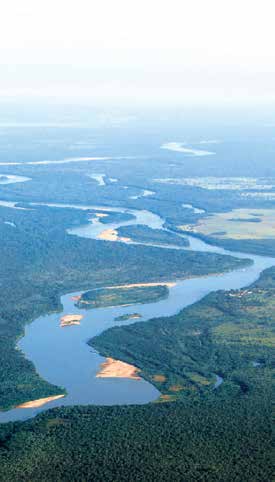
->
16, 394, 65, 409
98, 228, 132, 243
96, 357, 141, 380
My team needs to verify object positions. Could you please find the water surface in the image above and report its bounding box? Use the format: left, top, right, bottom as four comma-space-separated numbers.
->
0, 205, 274, 423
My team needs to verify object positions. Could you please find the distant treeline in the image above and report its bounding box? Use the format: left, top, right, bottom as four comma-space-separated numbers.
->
0, 204, 245, 410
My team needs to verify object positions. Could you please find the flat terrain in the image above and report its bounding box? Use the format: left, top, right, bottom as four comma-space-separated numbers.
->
0, 203, 244, 411
117, 224, 189, 246
0, 111, 274, 481
96, 358, 141, 380
76, 284, 169, 309
179, 208, 275, 239
16, 395, 65, 409
1, 267, 274, 481
92, 267, 275, 401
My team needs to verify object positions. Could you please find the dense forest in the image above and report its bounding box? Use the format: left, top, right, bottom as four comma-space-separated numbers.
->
0, 267, 273, 481
77, 284, 168, 309
117, 224, 189, 246
92, 267, 275, 402
0, 149, 274, 481
0, 204, 246, 410
176, 228, 275, 257
1, 162, 275, 232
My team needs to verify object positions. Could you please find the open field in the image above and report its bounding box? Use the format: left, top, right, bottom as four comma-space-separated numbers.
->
179, 208, 275, 240
154, 176, 275, 190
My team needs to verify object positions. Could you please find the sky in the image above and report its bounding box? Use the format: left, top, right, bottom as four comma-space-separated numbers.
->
1, 0, 275, 105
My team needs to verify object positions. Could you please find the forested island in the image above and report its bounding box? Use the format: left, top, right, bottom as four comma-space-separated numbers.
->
91, 267, 274, 402
76, 284, 169, 309
117, 224, 189, 247
114, 313, 141, 321
0, 204, 248, 411
0, 113, 274, 482
0, 267, 273, 481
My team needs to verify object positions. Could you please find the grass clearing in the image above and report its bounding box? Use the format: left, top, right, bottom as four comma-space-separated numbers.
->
179, 208, 275, 240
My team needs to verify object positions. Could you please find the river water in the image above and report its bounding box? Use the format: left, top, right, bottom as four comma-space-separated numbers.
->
0, 204, 274, 423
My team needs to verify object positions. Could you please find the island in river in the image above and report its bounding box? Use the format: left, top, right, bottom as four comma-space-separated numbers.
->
114, 313, 142, 321
76, 284, 169, 309
60, 314, 83, 327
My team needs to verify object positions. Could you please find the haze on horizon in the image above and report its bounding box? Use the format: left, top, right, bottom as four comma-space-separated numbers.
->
1, 0, 275, 106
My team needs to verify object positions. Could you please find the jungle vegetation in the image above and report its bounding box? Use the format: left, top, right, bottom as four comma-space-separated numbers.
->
76, 285, 168, 309
117, 224, 189, 247
0, 204, 245, 410
0, 267, 274, 481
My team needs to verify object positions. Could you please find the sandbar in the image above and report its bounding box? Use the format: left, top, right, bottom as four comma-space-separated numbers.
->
71, 295, 81, 301
16, 394, 65, 409
98, 228, 131, 243
96, 357, 141, 380
106, 281, 176, 289
60, 314, 83, 327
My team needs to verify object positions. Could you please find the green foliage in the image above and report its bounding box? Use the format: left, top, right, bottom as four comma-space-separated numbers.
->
0, 204, 244, 410
92, 267, 275, 401
0, 394, 272, 481
117, 224, 189, 246
77, 285, 168, 309
177, 228, 275, 257
114, 313, 141, 321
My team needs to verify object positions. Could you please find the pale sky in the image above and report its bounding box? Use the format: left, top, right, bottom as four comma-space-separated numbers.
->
1, 0, 275, 105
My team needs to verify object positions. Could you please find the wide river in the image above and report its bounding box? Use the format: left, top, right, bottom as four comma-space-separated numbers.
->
0, 203, 274, 423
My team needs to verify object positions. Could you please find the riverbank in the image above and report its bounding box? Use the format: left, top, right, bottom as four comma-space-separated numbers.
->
96, 358, 141, 380
0, 203, 273, 423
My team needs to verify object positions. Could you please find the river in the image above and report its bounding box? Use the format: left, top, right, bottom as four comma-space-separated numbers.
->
0, 203, 274, 423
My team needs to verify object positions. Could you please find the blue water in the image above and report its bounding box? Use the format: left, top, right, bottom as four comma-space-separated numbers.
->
0, 206, 274, 423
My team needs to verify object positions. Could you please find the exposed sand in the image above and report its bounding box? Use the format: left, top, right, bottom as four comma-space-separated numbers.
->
60, 314, 83, 327
98, 228, 131, 243
169, 385, 184, 392
95, 212, 108, 218
153, 374, 167, 382
96, 357, 141, 380
98, 228, 118, 240
158, 394, 173, 402
71, 295, 81, 301
105, 281, 176, 289
16, 394, 65, 409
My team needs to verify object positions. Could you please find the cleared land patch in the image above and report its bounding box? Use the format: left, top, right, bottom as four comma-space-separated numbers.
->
153, 176, 275, 190
179, 209, 275, 240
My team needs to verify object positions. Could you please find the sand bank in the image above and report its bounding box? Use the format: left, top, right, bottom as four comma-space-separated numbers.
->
98, 228, 131, 243
106, 281, 176, 289
96, 358, 141, 380
60, 314, 83, 327
71, 295, 81, 301
16, 394, 65, 409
